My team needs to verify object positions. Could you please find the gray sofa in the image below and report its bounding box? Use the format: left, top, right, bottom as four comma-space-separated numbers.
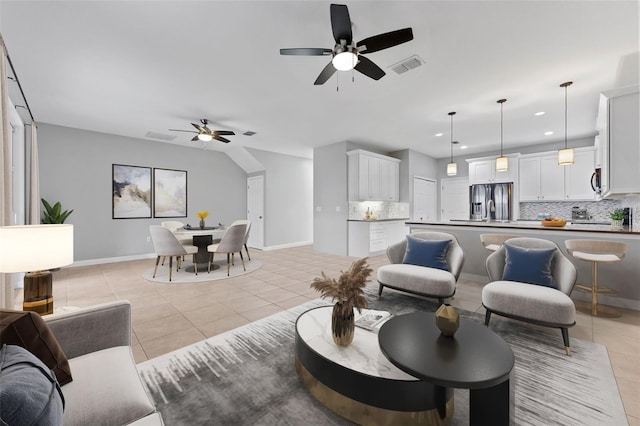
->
44, 301, 163, 425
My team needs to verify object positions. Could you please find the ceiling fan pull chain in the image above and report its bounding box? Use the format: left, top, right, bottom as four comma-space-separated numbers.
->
336, 71, 339, 92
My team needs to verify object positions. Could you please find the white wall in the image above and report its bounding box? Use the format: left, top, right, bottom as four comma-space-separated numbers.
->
37, 123, 247, 261
246, 148, 313, 247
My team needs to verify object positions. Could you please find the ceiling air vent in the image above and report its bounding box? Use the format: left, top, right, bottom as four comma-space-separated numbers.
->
145, 131, 176, 141
389, 55, 424, 75
243, 131, 256, 136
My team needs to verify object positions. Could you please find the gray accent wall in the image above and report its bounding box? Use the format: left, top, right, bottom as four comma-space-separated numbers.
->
246, 148, 313, 247
37, 123, 246, 261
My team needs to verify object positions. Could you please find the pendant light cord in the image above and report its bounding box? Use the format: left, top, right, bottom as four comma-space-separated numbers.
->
448, 112, 456, 163
560, 81, 573, 149
497, 99, 507, 156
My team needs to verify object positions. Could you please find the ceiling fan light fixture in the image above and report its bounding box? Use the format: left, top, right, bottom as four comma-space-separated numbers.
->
197, 133, 213, 142
332, 51, 357, 71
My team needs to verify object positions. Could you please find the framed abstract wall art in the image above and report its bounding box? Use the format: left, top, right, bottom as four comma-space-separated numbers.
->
112, 164, 152, 219
153, 168, 187, 218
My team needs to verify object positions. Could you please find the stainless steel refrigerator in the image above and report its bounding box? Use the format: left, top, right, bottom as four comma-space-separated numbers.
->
469, 183, 513, 221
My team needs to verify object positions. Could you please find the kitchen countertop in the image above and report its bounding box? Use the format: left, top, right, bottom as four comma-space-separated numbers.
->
406, 220, 638, 235
348, 218, 410, 222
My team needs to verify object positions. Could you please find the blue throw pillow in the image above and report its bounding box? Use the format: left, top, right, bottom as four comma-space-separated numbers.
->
402, 236, 451, 271
502, 243, 557, 288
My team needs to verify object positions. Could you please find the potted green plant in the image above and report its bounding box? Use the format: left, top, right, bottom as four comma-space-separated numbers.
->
310, 258, 371, 346
41, 198, 73, 224
609, 209, 624, 228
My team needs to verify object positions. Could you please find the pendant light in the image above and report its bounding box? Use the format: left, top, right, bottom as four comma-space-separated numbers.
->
495, 99, 508, 172
558, 81, 574, 165
447, 112, 457, 176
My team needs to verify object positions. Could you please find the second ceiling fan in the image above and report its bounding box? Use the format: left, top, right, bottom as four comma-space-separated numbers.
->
280, 3, 413, 85
169, 119, 235, 143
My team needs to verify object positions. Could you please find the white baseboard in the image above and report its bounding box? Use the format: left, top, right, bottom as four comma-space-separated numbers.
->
570, 291, 640, 311
68, 242, 314, 267
460, 272, 489, 284
70, 253, 156, 268
261, 241, 313, 251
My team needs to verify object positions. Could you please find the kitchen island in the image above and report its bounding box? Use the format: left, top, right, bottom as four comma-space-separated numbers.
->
406, 220, 639, 310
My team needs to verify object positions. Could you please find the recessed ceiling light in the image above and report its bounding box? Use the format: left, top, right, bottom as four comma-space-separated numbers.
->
435, 133, 443, 137
535, 111, 545, 116
460, 145, 468, 150
544, 131, 554, 136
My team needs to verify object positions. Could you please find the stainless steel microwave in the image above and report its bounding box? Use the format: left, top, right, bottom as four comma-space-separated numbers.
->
591, 168, 602, 195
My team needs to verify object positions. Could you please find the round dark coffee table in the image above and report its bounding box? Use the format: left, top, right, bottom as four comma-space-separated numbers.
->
295, 307, 454, 425
378, 311, 515, 425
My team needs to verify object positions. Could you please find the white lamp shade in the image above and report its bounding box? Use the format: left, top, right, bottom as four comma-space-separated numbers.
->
0, 224, 74, 273
332, 51, 357, 71
558, 148, 574, 165
447, 162, 457, 176
495, 156, 509, 172
197, 134, 213, 142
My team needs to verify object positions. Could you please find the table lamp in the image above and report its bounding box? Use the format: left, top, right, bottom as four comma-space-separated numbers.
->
0, 224, 74, 315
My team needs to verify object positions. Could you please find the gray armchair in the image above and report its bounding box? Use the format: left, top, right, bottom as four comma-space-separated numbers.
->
376, 231, 465, 304
483, 237, 577, 355
44, 301, 162, 425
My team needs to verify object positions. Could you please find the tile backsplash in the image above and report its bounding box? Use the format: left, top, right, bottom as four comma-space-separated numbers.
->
349, 201, 410, 220
520, 195, 639, 229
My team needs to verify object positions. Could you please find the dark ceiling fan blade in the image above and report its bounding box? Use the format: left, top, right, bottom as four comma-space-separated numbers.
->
354, 56, 386, 80
168, 129, 197, 133
330, 4, 352, 45
357, 28, 414, 54
191, 136, 200, 142
280, 48, 332, 56
214, 130, 235, 136
191, 123, 206, 132
314, 61, 337, 85
213, 135, 231, 143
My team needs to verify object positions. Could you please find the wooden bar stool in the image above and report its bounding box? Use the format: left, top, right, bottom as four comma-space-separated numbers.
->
564, 239, 627, 317
480, 234, 517, 252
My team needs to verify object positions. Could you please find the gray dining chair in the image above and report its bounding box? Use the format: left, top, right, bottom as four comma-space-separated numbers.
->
207, 223, 248, 276
149, 225, 198, 281
230, 219, 252, 261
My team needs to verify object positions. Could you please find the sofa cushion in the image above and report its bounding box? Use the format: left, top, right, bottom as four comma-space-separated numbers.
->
62, 346, 156, 426
482, 280, 576, 325
0, 344, 65, 425
402, 236, 450, 271
0, 309, 73, 385
502, 243, 557, 288
377, 263, 456, 297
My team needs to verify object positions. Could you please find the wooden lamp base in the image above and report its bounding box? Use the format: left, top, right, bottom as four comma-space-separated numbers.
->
23, 271, 54, 315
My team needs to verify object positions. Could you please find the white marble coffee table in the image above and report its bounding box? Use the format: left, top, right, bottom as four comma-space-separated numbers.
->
294, 306, 453, 425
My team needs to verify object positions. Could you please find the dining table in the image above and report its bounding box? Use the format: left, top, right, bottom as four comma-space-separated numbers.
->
172, 226, 226, 272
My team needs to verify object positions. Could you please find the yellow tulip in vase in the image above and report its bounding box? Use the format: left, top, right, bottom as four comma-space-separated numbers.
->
311, 258, 372, 346
196, 210, 209, 229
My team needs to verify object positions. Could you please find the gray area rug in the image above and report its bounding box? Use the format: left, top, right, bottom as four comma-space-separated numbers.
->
137, 288, 627, 425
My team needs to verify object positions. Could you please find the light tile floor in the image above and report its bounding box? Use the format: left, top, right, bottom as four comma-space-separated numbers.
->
15, 245, 640, 424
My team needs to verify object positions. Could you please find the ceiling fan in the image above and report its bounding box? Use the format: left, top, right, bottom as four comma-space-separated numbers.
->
280, 3, 413, 85
169, 119, 235, 143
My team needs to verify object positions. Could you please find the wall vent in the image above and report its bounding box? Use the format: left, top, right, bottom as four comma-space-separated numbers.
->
145, 131, 176, 141
389, 55, 425, 75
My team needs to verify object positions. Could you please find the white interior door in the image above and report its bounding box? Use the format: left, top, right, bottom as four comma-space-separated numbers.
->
247, 175, 264, 249
441, 177, 470, 221
412, 177, 436, 221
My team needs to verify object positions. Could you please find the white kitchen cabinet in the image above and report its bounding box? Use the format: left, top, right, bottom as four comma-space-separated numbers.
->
565, 149, 597, 201
518, 148, 596, 202
348, 220, 408, 257
348, 150, 400, 201
467, 156, 519, 185
603, 88, 640, 197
